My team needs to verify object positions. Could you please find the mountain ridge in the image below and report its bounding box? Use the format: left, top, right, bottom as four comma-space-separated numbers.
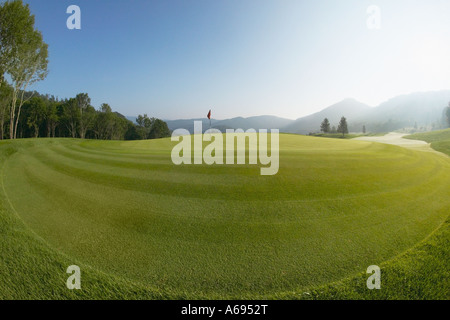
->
128, 90, 450, 133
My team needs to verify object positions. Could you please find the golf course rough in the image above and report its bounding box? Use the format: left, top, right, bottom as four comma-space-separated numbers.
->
0, 134, 449, 299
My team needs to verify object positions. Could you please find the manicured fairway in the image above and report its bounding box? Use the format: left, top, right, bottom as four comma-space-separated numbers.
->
1, 134, 449, 298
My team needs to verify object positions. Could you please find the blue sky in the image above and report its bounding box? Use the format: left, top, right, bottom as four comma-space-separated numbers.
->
22, 0, 450, 119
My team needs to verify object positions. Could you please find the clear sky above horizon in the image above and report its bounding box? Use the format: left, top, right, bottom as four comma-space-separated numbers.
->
20, 0, 450, 120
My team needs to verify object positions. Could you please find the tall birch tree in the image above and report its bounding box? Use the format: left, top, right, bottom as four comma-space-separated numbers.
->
0, 0, 48, 139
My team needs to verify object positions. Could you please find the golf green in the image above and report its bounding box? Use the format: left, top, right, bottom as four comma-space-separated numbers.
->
1, 134, 449, 298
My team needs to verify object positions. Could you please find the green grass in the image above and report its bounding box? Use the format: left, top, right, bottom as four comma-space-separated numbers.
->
277, 218, 450, 299
311, 133, 386, 139
405, 128, 450, 156
0, 134, 449, 299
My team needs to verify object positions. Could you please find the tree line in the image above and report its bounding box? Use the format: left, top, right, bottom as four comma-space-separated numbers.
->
320, 117, 349, 137
0, 86, 170, 140
0, 0, 170, 141
445, 103, 450, 128
319, 102, 450, 136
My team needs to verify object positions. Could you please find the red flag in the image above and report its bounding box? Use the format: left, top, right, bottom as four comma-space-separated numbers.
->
207, 110, 211, 120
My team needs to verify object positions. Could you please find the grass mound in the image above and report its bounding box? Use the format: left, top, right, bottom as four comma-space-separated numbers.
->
405, 128, 450, 156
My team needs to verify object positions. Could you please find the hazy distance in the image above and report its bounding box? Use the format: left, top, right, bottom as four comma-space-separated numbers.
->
26, 0, 450, 120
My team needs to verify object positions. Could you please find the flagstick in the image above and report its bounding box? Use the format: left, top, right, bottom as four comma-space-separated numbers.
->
208, 118, 211, 141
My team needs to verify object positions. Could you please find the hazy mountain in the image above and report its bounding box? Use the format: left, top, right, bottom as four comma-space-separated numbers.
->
164, 118, 221, 133
359, 90, 450, 131
284, 91, 450, 133
283, 98, 373, 134
215, 115, 294, 131
165, 116, 293, 133
128, 90, 450, 134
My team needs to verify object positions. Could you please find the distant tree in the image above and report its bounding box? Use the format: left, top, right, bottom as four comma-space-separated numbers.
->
0, 82, 12, 139
136, 114, 146, 127
331, 125, 337, 133
43, 101, 59, 137
25, 96, 45, 137
136, 114, 170, 139
431, 122, 438, 131
76, 93, 91, 139
93, 104, 129, 140
149, 118, 170, 139
95, 103, 113, 139
111, 116, 129, 140
320, 118, 331, 133
362, 125, 366, 134
337, 116, 348, 137
124, 121, 140, 140
446, 103, 450, 127
62, 98, 80, 138
79, 105, 96, 139
100, 103, 112, 113
136, 114, 154, 139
